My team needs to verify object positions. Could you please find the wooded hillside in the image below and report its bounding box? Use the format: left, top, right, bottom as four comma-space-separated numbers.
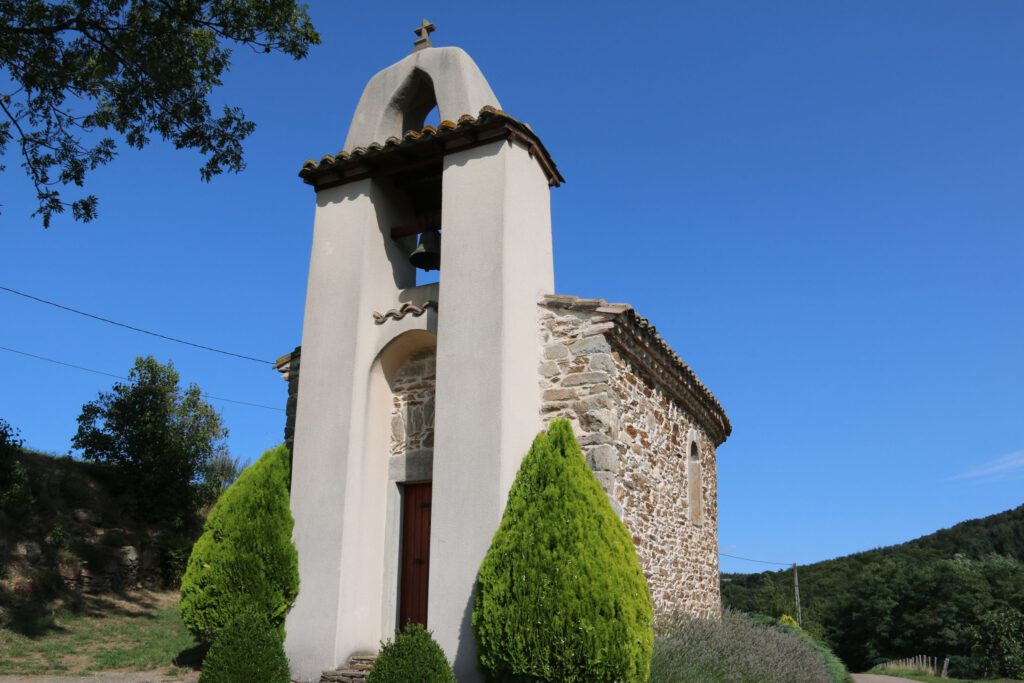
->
721, 505, 1024, 676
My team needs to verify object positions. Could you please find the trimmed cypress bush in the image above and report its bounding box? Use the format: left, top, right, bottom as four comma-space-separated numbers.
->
180, 444, 299, 643
198, 606, 291, 683
473, 419, 654, 682
367, 623, 455, 683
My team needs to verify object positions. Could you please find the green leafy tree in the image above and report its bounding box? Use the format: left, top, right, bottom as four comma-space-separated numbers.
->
473, 419, 654, 682
180, 444, 298, 644
973, 607, 1024, 678
196, 448, 243, 509
72, 355, 227, 527
722, 504, 1024, 676
0, 0, 320, 226
0, 417, 32, 515
368, 623, 456, 683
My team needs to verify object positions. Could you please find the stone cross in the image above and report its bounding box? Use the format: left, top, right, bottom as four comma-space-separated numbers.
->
413, 18, 435, 51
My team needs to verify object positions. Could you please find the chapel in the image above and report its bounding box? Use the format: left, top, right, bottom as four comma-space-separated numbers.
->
277, 22, 731, 683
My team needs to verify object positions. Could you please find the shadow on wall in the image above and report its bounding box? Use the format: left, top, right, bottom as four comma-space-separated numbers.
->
453, 589, 478, 680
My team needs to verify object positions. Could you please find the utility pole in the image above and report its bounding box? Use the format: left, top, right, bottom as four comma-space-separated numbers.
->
793, 563, 803, 627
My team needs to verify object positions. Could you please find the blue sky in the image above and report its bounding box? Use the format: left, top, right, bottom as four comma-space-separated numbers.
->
1, 1, 1021, 574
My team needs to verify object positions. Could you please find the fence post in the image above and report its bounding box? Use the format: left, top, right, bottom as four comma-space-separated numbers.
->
942, 657, 949, 678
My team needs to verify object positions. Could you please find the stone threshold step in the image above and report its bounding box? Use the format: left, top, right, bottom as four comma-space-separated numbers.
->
319, 654, 377, 683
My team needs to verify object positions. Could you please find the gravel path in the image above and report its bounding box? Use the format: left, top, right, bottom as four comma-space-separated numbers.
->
852, 674, 922, 683
0, 671, 198, 683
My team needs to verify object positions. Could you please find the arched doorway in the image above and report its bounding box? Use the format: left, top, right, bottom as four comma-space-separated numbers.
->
388, 346, 436, 627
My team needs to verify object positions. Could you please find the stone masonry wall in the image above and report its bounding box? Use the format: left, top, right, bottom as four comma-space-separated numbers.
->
390, 348, 436, 457
538, 305, 721, 619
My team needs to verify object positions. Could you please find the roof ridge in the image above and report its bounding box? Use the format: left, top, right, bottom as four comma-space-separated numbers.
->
302, 106, 521, 172
539, 293, 731, 444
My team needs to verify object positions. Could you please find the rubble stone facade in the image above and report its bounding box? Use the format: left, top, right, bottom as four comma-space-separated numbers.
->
389, 348, 437, 458
538, 297, 729, 619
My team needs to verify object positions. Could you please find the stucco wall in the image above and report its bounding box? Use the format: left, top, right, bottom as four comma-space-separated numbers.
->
537, 305, 721, 619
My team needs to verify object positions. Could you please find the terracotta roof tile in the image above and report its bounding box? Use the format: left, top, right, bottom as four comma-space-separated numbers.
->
300, 106, 563, 189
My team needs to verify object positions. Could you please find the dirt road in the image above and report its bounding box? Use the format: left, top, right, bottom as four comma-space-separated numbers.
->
853, 674, 922, 683
0, 671, 198, 683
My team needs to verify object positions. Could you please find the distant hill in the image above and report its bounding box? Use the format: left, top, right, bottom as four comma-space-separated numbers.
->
721, 505, 1024, 676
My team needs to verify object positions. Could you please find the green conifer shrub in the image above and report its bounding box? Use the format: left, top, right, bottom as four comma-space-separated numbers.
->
198, 606, 291, 683
473, 419, 654, 682
180, 444, 299, 643
367, 623, 455, 683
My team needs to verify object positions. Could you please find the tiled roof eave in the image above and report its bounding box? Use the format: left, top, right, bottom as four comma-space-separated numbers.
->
299, 106, 563, 190
540, 295, 732, 446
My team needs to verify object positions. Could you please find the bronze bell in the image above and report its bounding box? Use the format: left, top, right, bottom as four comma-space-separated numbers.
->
409, 229, 441, 271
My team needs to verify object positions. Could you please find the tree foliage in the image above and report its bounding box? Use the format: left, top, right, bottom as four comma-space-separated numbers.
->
180, 444, 298, 644
0, 417, 32, 515
721, 505, 1024, 676
0, 0, 320, 226
71, 355, 228, 527
367, 623, 456, 683
196, 448, 243, 509
473, 419, 653, 682
972, 607, 1024, 679
198, 604, 291, 683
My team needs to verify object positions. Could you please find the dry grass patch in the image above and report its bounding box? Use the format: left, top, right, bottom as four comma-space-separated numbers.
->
0, 590, 201, 676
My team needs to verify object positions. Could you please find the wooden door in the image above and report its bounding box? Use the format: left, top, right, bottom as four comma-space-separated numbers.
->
399, 482, 432, 627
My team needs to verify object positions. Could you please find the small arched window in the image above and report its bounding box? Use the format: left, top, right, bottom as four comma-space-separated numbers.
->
687, 440, 704, 526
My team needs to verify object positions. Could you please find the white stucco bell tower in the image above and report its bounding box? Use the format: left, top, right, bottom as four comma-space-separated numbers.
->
284, 23, 563, 683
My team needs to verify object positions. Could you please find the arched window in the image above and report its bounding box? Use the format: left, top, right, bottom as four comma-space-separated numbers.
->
687, 440, 704, 526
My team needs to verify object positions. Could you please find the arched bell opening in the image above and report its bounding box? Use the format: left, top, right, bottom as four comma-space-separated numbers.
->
389, 67, 438, 134
381, 69, 444, 286
370, 169, 442, 290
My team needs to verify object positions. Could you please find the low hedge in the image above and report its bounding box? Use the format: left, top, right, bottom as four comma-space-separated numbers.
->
781, 621, 854, 683
367, 623, 454, 683
651, 609, 853, 683
198, 606, 290, 683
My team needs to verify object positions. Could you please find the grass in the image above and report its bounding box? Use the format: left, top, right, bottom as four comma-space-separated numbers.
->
868, 666, 1023, 683
0, 590, 202, 676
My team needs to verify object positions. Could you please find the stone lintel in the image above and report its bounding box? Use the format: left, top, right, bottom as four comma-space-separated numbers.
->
388, 448, 434, 483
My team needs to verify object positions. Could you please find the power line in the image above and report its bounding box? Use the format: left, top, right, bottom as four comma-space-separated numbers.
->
0, 285, 274, 365
719, 552, 791, 567
0, 345, 124, 380
0, 344, 284, 412
720, 552, 803, 623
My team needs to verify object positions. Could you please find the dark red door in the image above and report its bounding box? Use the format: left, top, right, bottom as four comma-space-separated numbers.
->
399, 483, 432, 627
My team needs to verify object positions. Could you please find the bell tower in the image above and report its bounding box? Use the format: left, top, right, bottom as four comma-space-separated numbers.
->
285, 24, 563, 682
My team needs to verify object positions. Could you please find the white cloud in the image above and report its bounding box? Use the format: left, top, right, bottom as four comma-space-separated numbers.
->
951, 450, 1024, 482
